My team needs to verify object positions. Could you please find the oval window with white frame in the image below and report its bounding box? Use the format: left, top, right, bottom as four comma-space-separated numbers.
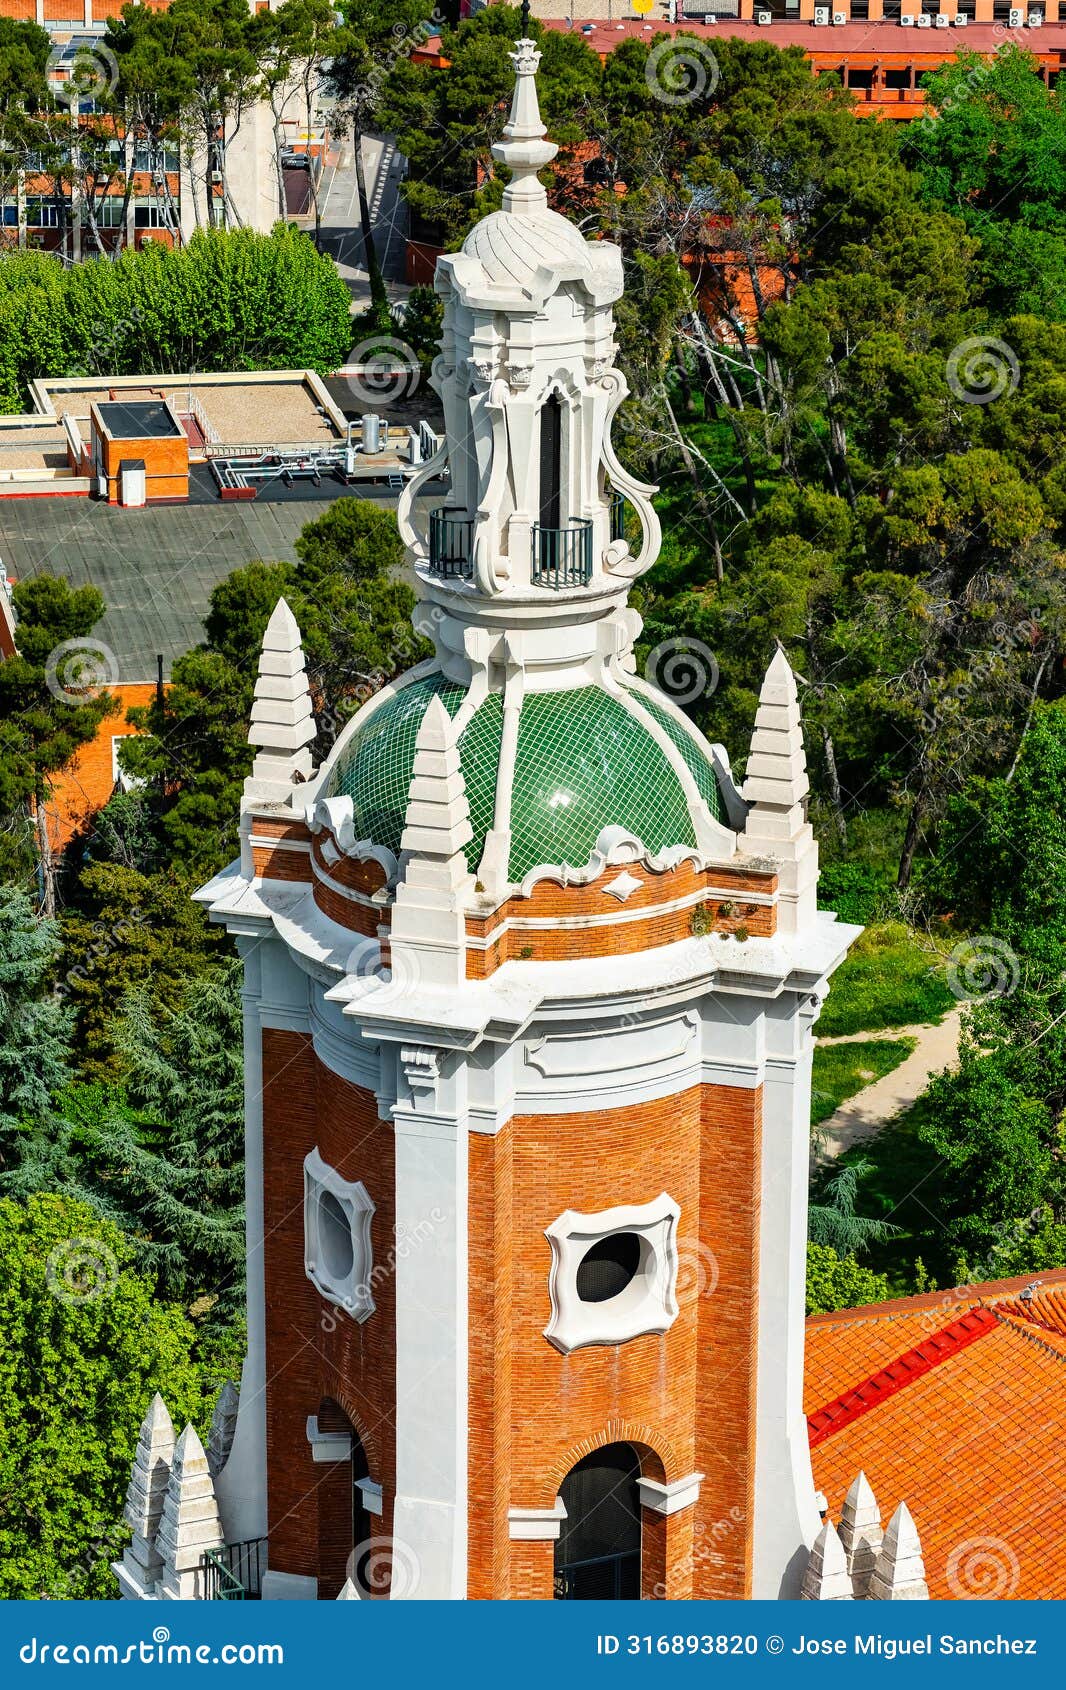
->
544, 1194, 681, 1354
304, 1147, 376, 1321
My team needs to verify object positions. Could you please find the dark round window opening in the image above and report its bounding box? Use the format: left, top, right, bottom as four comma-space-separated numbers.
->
576, 1231, 643, 1304
318, 1189, 354, 1281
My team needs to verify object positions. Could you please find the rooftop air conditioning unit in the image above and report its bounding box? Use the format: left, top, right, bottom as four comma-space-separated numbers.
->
900, 11, 916, 21
832, 9, 847, 20
1008, 6, 1024, 21
916, 11, 932, 24
813, 6, 830, 22
1028, 8, 1044, 23
756, 8, 772, 20
935, 11, 950, 23
954, 10, 969, 20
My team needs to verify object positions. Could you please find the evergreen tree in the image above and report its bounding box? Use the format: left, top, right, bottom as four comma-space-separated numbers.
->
89, 965, 246, 1317
0, 887, 72, 1170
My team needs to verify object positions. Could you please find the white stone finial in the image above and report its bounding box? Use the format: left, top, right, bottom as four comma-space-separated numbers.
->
245, 597, 316, 805
398, 695, 473, 871
337, 1577, 361, 1599
155, 1425, 225, 1601
839, 1471, 883, 1598
388, 695, 473, 989
800, 1519, 854, 1600
738, 645, 818, 932
866, 1502, 929, 1600
491, 37, 557, 216
117, 1393, 176, 1596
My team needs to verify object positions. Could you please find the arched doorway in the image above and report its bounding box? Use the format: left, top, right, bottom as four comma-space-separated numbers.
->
553, 1443, 642, 1599
316, 1399, 377, 1599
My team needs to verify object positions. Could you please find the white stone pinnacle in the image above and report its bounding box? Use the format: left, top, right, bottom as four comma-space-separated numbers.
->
399, 696, 473, 870
245, 597, 316, 805
800, 1519, 854, 1600
739, 645, 818, 932
389, 696, 473, 989
119, 1392, 176, 1593
491, 38, 557, 217
336, 1577, 361, 1600
156, 1425, 225, 1601
839, 1470, 883, 1598
866, 1502, 929, 1600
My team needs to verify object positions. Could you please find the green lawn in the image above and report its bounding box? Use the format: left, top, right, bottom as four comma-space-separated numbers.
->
819, 921, 957, 1037
835, 1103, 954, 1293
810, 1036, 917, 1126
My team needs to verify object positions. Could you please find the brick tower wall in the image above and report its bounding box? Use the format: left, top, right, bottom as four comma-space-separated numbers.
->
467, 1082, 762, 1601
261, 1030, 396, 1597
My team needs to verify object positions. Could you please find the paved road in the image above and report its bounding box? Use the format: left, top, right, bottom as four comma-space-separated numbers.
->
815, 1009, 965, 1159
318, 131, 411, 313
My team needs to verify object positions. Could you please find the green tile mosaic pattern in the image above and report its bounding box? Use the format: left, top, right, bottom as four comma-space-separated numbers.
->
632, 688, 727, 825
456, 690, 504, 866
324, 673, 461, 851
508, 686, 697, 880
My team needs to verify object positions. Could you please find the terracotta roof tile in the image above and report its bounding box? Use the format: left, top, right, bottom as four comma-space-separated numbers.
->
805, 1271, 1066, 1598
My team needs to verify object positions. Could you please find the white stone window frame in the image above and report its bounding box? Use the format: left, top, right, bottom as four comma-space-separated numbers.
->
303, 1147, 376, 1322
544, 1193, 681, 1355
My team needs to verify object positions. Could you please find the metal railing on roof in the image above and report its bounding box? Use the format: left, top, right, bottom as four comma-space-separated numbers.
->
532, 518, 593, 590
201, 1538, 266, 1601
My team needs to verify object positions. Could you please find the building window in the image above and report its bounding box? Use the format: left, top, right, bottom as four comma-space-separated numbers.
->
303, 1147, 376, 1321
885, 67, 912, 90
133, 202, 166, 229
25, 199, 64, 229
544, 1195, 681, 1354
94, 198, 126, 228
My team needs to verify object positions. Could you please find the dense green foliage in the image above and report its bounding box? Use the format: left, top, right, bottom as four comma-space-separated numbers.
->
0, 1193, 210, 1597
0, 227, 352, 412
805, 1242, 891, 1317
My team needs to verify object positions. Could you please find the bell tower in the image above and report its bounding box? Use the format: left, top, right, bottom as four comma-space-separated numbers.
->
179, 38, 860, 1604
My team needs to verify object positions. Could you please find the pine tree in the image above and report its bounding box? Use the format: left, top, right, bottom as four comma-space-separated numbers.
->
0, 886, 72, 1167
93, 964, 246, 1318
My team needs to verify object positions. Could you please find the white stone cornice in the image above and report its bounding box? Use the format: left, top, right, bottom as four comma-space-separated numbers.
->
508, 1499, 567, 1541
637, 1473, 705, 1517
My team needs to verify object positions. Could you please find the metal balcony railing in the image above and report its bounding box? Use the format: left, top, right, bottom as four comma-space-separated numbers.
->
532, 518, 593, 590
428, 507, 474, 579
201, 1538, 267, 1600
609, 490, 627, 544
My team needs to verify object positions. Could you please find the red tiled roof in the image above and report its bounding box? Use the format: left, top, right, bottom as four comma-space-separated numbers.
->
539, 18, 1066, 55
805, 1270, 1066, 1598
807, 1305, 997, 1446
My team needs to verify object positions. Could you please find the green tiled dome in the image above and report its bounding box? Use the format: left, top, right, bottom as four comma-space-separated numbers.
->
321, 672, 726, 882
